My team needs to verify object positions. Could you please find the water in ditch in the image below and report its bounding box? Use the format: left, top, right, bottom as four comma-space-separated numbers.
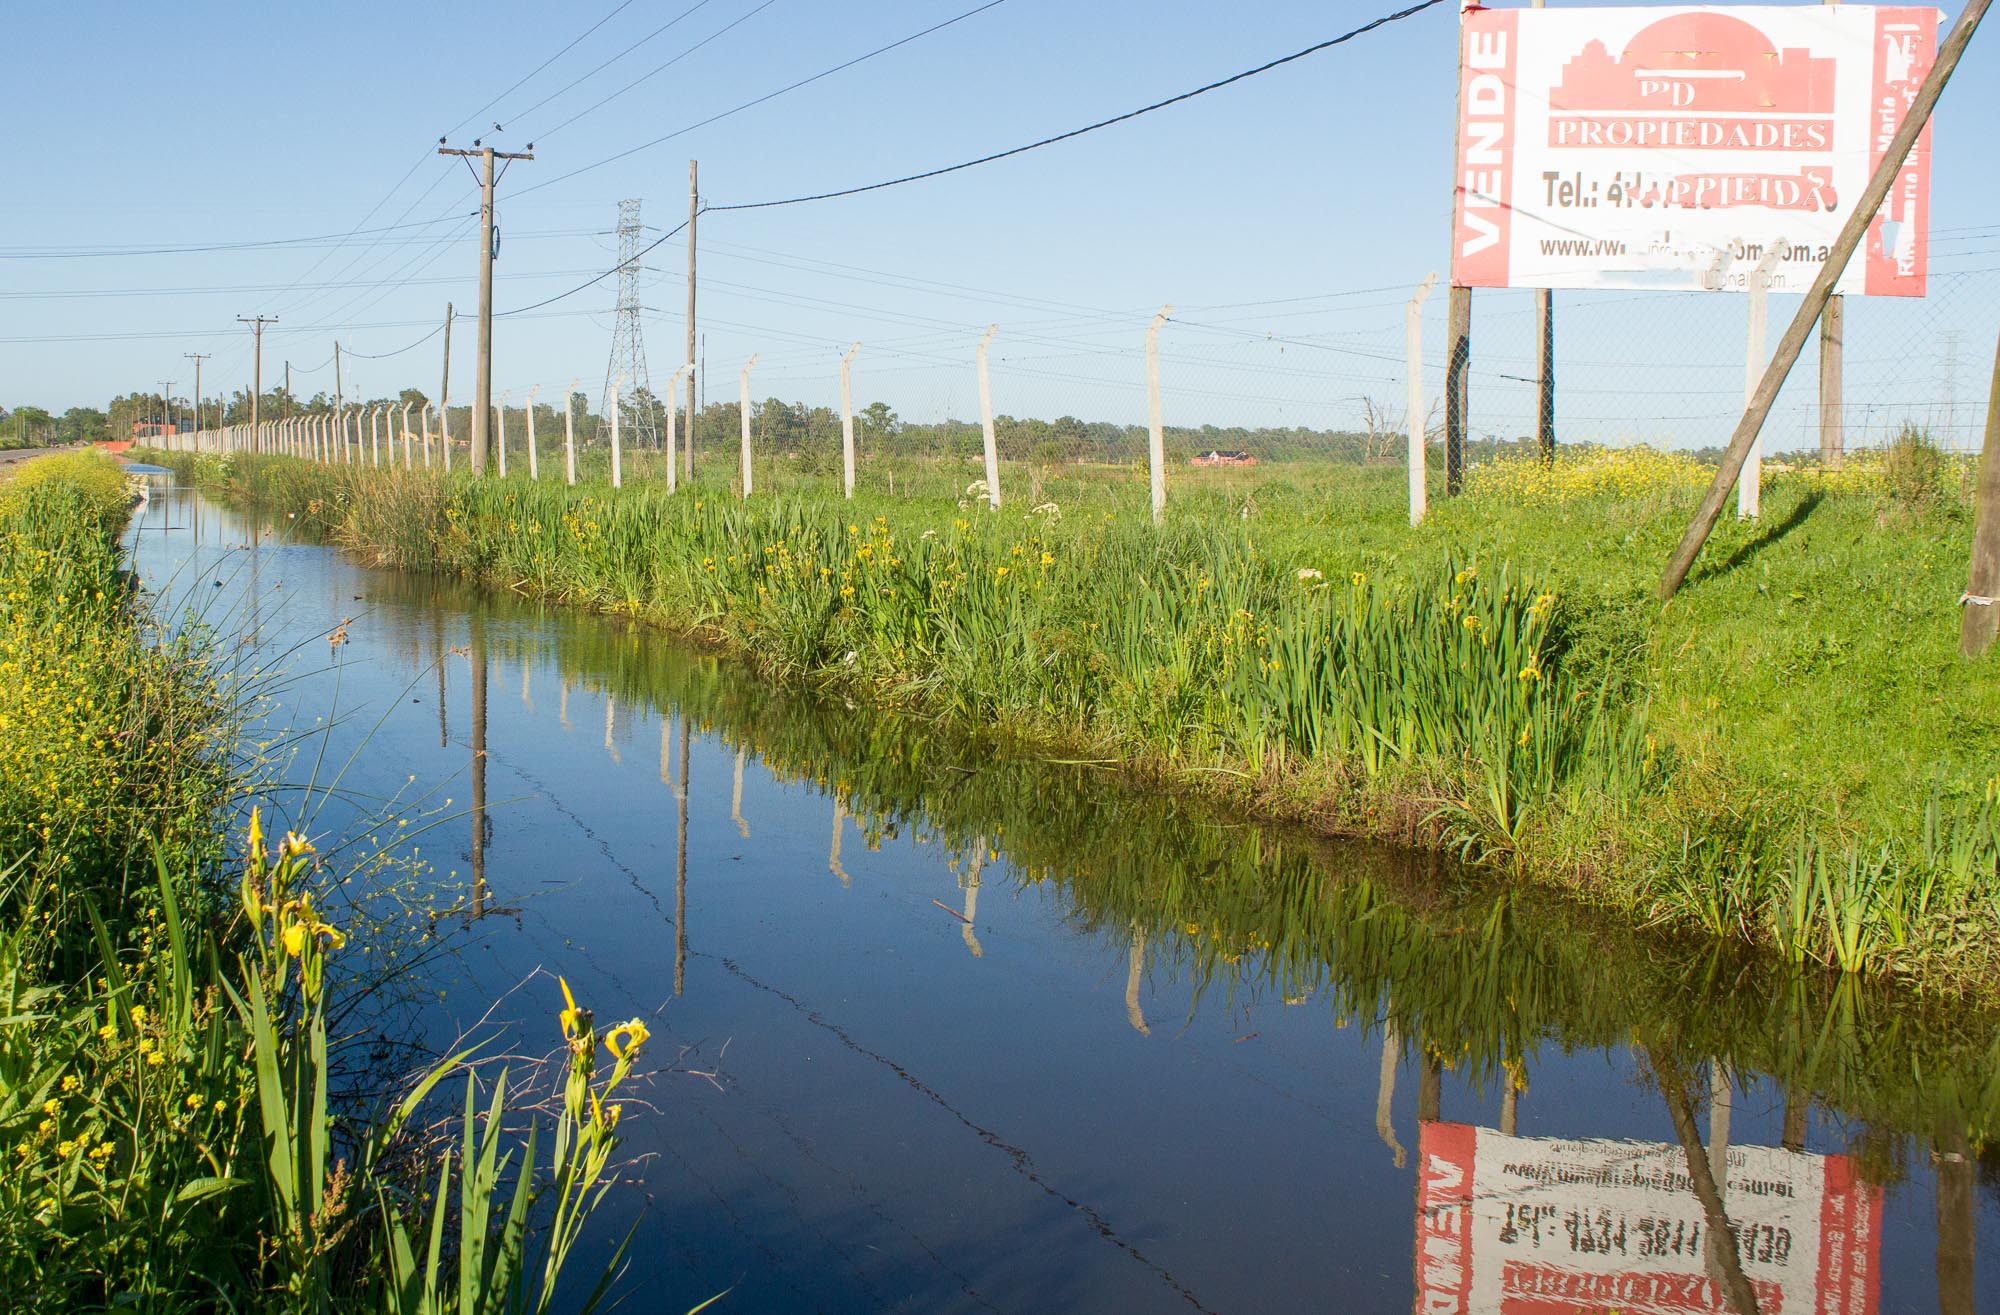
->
126, 485, 2000, 1314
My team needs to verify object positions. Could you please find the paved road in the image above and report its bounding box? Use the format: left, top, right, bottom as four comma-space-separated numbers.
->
0, 446, 64, 469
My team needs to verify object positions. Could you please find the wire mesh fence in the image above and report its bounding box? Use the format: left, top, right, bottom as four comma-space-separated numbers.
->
167, 261, 1994, 515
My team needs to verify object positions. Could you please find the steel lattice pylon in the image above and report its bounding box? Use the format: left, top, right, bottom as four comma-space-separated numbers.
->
601, 198, 660, 449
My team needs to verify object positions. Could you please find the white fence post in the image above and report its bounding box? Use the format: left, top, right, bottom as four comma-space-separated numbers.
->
564, 379, 579, 486
440, 401, 452, 473
1739, 239, 1786, 520
401, 403, 414, 470
840, 341, 860, 499
739, 353, 759, 499
1146, 305, 1172, 525
611, 375, 626, 489
525, 385, 541, 481
1406, 272, 1439, 526
667, 364, 689, 494
977, 324, 1000, 510
369, 406, 381, 467
421, 404, 434, 469
497, 390, 510, 479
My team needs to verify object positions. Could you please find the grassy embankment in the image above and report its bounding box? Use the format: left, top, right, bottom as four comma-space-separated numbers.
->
1, 452, 653, 1313
161, 437, 2000, 993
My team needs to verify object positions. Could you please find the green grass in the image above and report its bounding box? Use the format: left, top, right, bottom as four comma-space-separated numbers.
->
162, 441, 2000, 992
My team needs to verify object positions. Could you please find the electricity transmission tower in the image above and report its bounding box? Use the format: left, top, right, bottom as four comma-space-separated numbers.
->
601, 198, 660, 448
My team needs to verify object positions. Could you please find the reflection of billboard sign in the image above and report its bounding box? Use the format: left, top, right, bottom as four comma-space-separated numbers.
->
1416, 1122, 1881, 1313
1451, 6, 1940, 295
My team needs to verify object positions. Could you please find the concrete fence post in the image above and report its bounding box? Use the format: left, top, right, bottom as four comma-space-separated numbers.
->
977, 324, 1000, 510
841, 342, 860, 499
739, 353, 759, 499
1146, 306, 1172, 525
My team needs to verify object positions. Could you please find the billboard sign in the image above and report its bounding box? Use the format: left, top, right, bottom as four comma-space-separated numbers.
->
1415, 1122, 1882, 1314
1451, 5, 1940, 295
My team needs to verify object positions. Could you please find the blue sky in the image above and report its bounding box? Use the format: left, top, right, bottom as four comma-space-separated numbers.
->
4, 1, 1996, 448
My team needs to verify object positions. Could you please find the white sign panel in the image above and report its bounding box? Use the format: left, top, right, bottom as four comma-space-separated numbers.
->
1451, 5, 1940, 295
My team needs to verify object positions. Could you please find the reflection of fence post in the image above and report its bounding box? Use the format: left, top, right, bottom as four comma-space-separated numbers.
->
1123, 920, 1146, 1032
731, 746, 749, 838
829, 797, 849, 886
667, 364, 689, 494
977, 324, 1000, 510
738, 353, 759, 498
840, 342, 860, 499
525, 385, 541, 481
1146, 305, 1172, 525
1376, 1011, 1405, 1169
563, 378, 579, 486
1406, 273, 1439, 526
1738, 240, 1784, 519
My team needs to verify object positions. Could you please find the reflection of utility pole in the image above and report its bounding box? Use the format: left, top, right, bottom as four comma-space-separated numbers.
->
435, 611, 448, 748
731, 747, 749, 838
1708, 1061, 1733, 1199
674, 714, 690, 997
829, 798, 850, 886
470, 612, 489, 919
1936, 1129, 1974, 1315
1781, 1084, 1807, 1153
1376, 1011, 1405, 1168
603, 693, 619, 764
1500, 1078, 1521, 1137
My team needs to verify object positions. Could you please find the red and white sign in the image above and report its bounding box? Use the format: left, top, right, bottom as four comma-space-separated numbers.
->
1450, 5, 1940, 295
1416, 1122, 1882, 1314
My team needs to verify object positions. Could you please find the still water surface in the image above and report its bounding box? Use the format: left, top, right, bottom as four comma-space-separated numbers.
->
127, 488, 1999, 1313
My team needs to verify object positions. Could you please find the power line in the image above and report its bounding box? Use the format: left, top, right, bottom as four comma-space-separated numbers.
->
705, 0, 1449, 213
497, 217, 693, 317
445, 0, 646, 137
518, 0, 1011, 196
537, 0, 784, 140
507, 0, 725, 131
342, 322, 448, 360
0, 214, 467, 260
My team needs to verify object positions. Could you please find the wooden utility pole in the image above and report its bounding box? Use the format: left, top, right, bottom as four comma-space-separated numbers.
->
1443, 6, 1472, 495
1960, 327, 2000, 658
439, 142, 533, 475
439, 302, 455, 471
1532, 0, 1552, 465
1659, 0, 1988, 600
238, 315, 276, 434
1821, 0, 1846, 469
684, 159, 699, 483
184, 353, 208, 439
1819, 297, 1844, 466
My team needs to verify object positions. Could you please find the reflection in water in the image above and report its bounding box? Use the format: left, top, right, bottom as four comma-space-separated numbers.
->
1413, 1059, 1882, 1315
130, 493, 2000, 1313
